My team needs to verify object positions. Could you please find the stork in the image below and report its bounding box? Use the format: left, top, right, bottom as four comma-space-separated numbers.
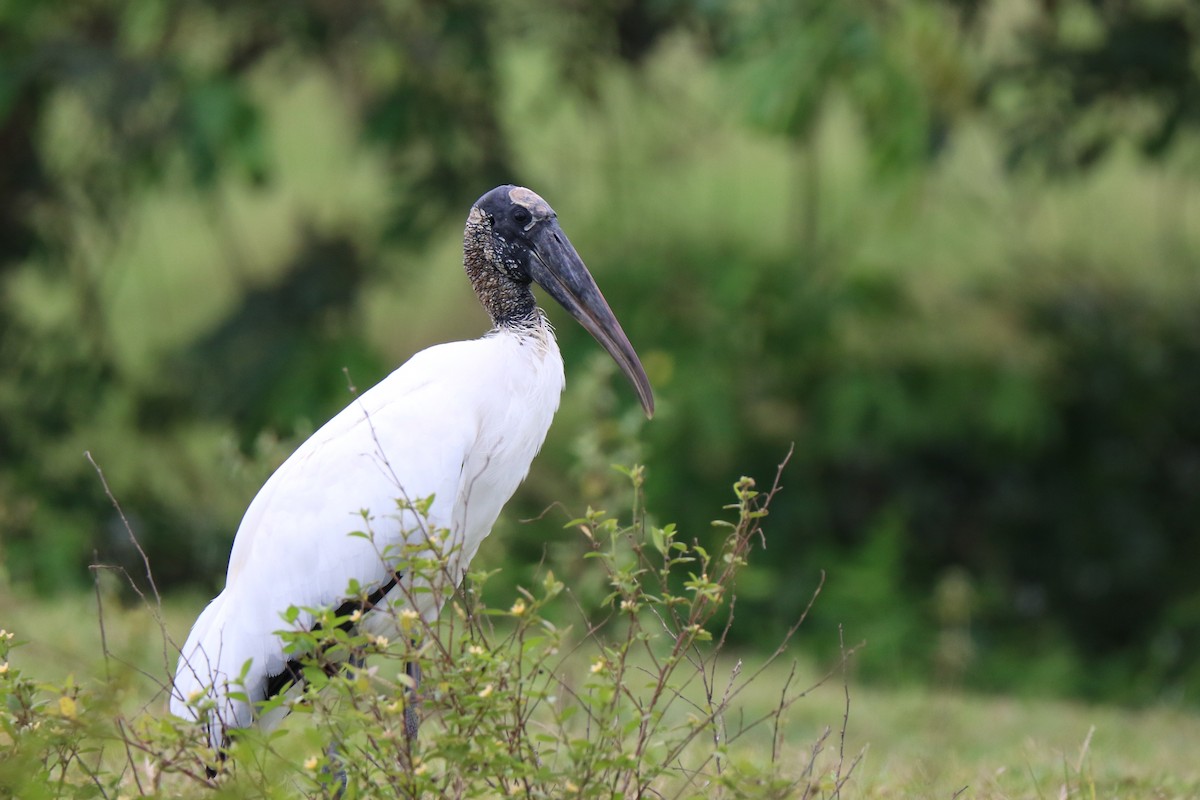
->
170, 185, 654, 761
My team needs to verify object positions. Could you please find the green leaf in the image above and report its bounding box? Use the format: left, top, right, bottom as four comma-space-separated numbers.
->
650, 526, 665, 555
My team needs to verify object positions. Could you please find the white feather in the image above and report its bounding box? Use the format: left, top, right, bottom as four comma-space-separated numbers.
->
170, 324, 564, 746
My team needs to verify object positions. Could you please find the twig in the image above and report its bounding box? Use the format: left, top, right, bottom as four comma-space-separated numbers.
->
85, 451, 181, 689
89, 554, 112, 683
772, 660, 798, 764
518, 500, 571, 524
799, 726, 832, 800
1075, 724, 1095, 773
113, 717, 148, 797
834, 624, 851, 798
85, 451, 161, 606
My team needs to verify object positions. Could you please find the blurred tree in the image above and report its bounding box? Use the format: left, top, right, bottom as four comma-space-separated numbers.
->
158, 228, 379, 446
2, 0, 1200, 707
728, 0, 975, 259
0, 0, 519, 590
991, 0, 1200, 169
0, 0, 717, 591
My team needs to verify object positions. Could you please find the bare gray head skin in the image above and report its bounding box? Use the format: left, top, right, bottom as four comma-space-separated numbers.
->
464, 185, 654, 418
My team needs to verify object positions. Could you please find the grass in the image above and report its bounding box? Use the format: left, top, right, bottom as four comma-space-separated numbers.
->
3, 583, 1197, 798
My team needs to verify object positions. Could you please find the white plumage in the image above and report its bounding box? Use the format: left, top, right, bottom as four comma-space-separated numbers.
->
170, 185, 653, 755
171, 327, 563, 741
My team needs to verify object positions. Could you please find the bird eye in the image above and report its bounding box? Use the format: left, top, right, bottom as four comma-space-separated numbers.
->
513, 207, 532, 226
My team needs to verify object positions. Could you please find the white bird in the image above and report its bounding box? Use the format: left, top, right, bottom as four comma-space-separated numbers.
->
170, 185, 654, 759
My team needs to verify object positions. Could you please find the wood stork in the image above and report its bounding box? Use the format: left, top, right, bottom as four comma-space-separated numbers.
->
170, 184, 654, 758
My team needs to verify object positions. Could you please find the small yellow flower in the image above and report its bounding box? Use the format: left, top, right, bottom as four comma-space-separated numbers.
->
413, 762, 428, 776
565, 780, 580, 792
303, 755, 319, 771
0, 662, 9, 675
0, 629, 12, 640
467, 644, 485, 656
374, 635, 390, 649
348, 609, 363, 623
58, 696, 78, 720
478, 683, 494, 698
509, 599, 526, 616
187, 689, 204, 703
590, 659, 606, 674
400, 608, 419, 622
620, 599, 636, 612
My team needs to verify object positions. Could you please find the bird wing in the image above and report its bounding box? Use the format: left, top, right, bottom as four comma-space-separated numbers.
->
172, 341, 485, 726
231, 340, 485, 635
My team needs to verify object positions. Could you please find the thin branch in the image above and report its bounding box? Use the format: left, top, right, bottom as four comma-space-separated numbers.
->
85, 451, 161, 606
89, 555, 112, 683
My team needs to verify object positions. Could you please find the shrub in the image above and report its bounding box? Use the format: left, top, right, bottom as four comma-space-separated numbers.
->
0, 460, 858, 799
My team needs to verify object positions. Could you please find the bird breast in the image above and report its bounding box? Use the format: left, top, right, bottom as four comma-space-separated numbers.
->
453, 323, 565, 555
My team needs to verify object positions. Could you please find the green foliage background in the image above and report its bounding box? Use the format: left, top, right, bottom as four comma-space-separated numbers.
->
2, 0, 1199, 705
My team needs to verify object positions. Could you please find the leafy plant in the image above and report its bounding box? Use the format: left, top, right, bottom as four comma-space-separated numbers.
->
1, 458, 858, 799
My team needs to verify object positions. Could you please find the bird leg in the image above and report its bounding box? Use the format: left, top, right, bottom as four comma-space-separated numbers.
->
322, 650, 367, 799
404, 644, 421, 741
323, 739, 349, 800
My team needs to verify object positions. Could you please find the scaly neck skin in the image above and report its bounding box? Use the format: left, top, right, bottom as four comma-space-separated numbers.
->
463, 214, 539, 329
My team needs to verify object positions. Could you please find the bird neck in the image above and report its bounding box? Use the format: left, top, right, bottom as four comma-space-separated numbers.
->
463, 218, 539, 328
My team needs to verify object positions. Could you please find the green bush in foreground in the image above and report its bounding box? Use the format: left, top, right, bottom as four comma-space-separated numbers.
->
1, 461, 855, 798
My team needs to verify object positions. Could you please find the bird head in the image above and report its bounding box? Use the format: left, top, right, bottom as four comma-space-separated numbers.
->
468, 185, 654, 419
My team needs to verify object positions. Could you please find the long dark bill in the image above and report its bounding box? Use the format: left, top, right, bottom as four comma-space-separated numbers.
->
528, 221, 655, 418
